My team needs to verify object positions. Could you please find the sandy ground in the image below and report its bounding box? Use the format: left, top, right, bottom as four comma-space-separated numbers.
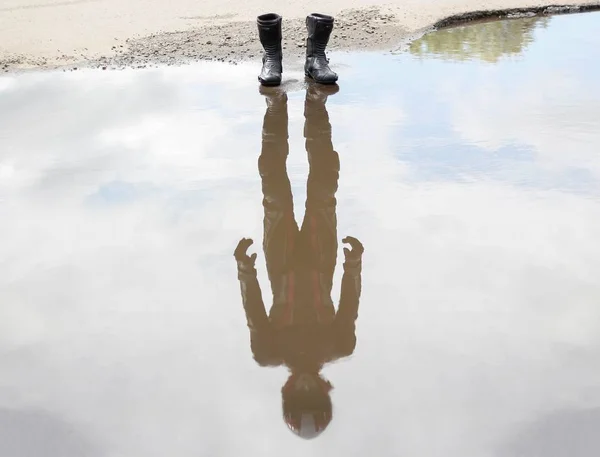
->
1, 0, 599, 71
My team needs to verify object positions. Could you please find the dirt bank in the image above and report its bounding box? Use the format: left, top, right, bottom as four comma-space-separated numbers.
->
1, 1, 599, 72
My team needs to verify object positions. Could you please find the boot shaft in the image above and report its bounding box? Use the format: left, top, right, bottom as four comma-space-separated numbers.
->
306, 13, 335, 57
258, 13, 283, 53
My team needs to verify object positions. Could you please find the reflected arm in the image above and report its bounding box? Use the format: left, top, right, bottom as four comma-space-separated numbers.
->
235, 238, 280, 367
333, 237, 363, 357
238, 267, 269, 333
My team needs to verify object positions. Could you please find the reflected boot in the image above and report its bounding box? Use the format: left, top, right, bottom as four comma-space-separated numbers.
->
259, 85, 288, 110
257, 13, 283, 86
305, 13, 338, 85
306, 81, 339, 104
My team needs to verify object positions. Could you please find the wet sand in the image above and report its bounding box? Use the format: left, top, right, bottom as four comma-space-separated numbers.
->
1, 1, 600, 71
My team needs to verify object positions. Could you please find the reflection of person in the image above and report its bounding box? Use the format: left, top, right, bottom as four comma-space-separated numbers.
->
234, 84, 363, 439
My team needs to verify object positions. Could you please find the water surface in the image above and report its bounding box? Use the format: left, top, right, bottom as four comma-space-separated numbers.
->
1, 12, 600, 457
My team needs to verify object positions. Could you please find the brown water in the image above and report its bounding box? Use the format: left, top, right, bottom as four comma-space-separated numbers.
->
1, 12, 600, 457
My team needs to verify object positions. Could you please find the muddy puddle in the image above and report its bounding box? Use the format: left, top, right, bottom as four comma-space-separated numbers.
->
1, 11, 600, 457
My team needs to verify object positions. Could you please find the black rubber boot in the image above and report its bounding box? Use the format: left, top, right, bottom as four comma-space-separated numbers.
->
257, 13, 283, 86
305, 13, 338, 85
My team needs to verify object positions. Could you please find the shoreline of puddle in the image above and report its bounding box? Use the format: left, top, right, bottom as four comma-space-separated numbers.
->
2, 3, 600, 75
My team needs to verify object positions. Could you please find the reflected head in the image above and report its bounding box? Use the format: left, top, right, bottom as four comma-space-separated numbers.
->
281, 373, 333, 439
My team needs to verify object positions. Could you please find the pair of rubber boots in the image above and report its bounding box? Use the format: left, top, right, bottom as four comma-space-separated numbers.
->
258, 13, 338, 86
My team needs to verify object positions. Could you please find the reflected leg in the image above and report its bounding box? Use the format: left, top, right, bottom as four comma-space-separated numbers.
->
299, 85, 340, 322
258, 89, 299, 319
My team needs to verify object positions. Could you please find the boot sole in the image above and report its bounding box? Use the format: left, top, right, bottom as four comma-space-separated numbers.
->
258, 76, 282, 87
305, 72, 338, 85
